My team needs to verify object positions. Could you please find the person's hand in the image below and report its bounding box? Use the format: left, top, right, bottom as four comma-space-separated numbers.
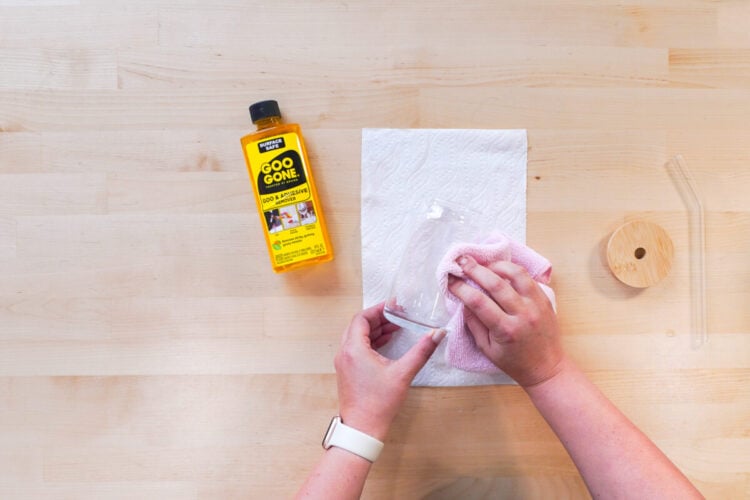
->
334, 303, 445, 440
447, 255, 563, 388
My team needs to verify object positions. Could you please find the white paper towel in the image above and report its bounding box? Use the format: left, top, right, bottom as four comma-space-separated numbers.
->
361, 128, 528, 386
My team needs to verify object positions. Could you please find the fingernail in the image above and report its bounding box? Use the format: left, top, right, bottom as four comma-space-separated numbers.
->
431, 329, 447, 344
457, 256, 468, 267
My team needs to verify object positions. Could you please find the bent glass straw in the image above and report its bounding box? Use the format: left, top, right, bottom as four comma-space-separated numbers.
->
665, 155, 707, 349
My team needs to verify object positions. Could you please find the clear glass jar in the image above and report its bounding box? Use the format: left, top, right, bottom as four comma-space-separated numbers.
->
383, 200, 480, 333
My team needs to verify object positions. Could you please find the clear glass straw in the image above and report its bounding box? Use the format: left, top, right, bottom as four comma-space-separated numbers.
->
665, 155, 707, 349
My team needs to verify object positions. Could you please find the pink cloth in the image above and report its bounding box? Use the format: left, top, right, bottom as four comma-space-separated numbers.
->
436, 233, 553, 373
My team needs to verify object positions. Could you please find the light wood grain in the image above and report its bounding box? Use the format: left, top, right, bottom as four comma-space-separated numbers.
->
0, 49, 116, 90
1, 1, 749, 499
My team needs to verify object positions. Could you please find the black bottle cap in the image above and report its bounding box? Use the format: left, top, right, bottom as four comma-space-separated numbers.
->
249, 100, 281, 123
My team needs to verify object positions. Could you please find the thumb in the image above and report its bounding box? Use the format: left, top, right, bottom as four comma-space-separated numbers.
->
396, 329, 446, 380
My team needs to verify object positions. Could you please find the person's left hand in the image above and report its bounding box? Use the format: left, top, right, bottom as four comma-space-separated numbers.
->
334, 303, 445, 440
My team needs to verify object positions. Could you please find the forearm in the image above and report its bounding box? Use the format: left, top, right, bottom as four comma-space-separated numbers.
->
525, 356, 703, 499
295, 447, 372, 500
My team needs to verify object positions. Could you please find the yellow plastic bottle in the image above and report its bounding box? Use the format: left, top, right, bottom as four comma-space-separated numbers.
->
240, 100, 334, 273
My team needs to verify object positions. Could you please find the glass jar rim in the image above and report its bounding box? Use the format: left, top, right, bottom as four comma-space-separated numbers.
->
425, 198, 480, 221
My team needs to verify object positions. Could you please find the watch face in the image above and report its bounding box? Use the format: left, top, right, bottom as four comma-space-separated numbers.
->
321, 416, 340, 449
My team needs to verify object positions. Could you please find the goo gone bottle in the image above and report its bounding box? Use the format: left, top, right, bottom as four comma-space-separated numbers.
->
241, 100, 333, 273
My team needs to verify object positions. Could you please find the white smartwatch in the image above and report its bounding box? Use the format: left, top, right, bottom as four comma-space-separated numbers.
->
321, 416, 384, 462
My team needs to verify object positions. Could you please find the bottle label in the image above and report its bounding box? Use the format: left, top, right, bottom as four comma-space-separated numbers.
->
246, 132, 328, 267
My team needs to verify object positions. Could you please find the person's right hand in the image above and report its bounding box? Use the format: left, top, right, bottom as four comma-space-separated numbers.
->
447, 255, 564, 387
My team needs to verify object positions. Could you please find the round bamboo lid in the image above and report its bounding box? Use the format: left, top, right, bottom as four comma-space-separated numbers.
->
606, 220, 674, 288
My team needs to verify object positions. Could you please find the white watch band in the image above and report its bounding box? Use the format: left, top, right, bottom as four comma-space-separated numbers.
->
321, 416, 384, 462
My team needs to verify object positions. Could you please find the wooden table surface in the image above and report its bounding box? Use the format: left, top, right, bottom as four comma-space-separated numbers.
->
2, 1, 749, 498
